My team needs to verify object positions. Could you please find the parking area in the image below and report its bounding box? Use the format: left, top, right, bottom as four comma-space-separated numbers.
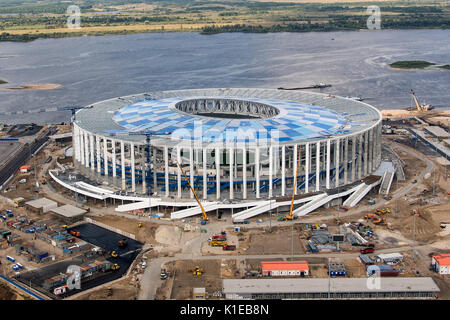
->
18, 223, 143, 299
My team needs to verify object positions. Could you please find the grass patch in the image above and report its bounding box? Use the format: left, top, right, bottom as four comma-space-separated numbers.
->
0, 79, 7, 84
438, 64, 450, 70
389, 60, 436, 69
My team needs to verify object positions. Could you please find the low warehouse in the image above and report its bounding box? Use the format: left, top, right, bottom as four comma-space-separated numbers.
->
49, 205, 87, 224
25, 198, 58, 214
261, 261, 309, 277
431, 254, 450, 274
222, 277, 440, 300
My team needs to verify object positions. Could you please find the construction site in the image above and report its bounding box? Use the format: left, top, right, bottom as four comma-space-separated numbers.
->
0, 89, 449, 300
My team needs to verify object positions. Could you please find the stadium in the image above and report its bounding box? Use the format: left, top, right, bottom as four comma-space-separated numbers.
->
53, 88, 383, 220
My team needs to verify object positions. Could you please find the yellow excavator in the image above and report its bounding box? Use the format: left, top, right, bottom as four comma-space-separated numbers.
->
411, 89, 433, 111
280, 146, 301, 221
176, 161, 209, 224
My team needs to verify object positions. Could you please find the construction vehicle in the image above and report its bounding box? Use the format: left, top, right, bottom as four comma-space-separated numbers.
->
411, 89, 433, 111
280, 146, 301, 221
177, 161, 208, 225
200, 228, 207, 233
365, 214, 377, 221
190, 266, 204, 276
138, 223, 143, 228
70, 230, 80, 237
360, 247, 375, 254
118, 239, 128, 248
373, 217, 386, 225
223, 245, 236, 251
110, 251, 118, 258
111, 263, 120, 270
209, 240, 227, 247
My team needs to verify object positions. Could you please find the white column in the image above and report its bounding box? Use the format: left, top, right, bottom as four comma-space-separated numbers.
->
352, 136, 356, 182
269, 146, 273, 198
89, 134, 95, 172
189, 147, 194, 199
243, 146, 247, 199
80, 130, 85, 166
293, 145, 298, 195
84, 132, 89, 168
177, 147, 181, 198
326, 139, 331, 189
344, 137, 348, 185
335, 138, 340, 188
121, 141, 125, 190
216, 147, 221, 200
281, 145, 286, 196
164, 146, 169, 198
96, 136, 101, 174
103, 138, 108, 178
142, 146, 146, 194
73, 126, 79, 162
316, 141, 320, 192
112, 140, 116, 178
131, 142, 136, 192
229, 148, 234, 200
358, 135, 363, 179
255, 147, 260, 199
305, 142, 310, 194
364, 131, 369, 176
203, 149, 207, 200
369, 129, 374, 173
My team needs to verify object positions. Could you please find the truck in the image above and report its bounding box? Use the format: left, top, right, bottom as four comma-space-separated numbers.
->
6, 255, 15, 263
222, 245, 236, 251
360, 247, 375, 254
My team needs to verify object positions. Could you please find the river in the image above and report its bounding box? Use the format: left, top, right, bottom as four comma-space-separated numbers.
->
0, 29, 449, 123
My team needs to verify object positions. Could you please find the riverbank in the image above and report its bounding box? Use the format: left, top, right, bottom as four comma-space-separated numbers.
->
0, 1, 448, 42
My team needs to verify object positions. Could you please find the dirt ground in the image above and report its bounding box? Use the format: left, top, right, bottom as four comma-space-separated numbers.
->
91, 215, 157, 244
157, 259, 229, 300
244, 225, 306, 255
74, 278, 139, 300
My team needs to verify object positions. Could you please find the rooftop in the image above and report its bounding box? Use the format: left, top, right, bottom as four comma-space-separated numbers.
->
222, 277, 440, 294
50, 204, 87, 218
261, 261, 309, 271
434, 254, 450, 266
25, 197, 57, 209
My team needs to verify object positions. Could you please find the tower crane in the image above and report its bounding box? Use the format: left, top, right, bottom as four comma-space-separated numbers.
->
176, 161, 209, 224
106, 129, 170, 196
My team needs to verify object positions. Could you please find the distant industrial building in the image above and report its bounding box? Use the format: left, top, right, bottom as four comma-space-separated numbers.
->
376, 253, 403, 265
431, 254, 450, 275
222, 277, 440, 300
261, 261, 309, 277
192, 287, 206, 300
25, 197, 58, 214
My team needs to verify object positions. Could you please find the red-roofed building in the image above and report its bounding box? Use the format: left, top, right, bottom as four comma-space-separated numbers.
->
261, 261, 309, 277
432, 254, 450, 274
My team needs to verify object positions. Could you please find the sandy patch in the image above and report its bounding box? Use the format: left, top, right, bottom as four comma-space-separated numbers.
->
155, 225, 182, 246
0, 83, 62, 91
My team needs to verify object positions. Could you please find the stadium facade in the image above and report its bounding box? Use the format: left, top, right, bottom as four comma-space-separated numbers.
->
70, 88, 382, 206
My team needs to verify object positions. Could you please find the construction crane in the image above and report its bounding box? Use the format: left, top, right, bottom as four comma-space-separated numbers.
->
176, 160, 209, 224
280, 146, 301, 221
0, 105, 91, 122
411, 89, 433, 111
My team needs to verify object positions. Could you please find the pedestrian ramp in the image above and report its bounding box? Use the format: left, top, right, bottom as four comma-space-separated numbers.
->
170, 202, 220, 220
232, 201, 275, 222
343, 178, 381, 207
115, 198, 162, 212
379, 171, 395, 195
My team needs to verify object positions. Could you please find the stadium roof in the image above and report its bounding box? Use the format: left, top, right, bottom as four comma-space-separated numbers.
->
75, 88, 382, 147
